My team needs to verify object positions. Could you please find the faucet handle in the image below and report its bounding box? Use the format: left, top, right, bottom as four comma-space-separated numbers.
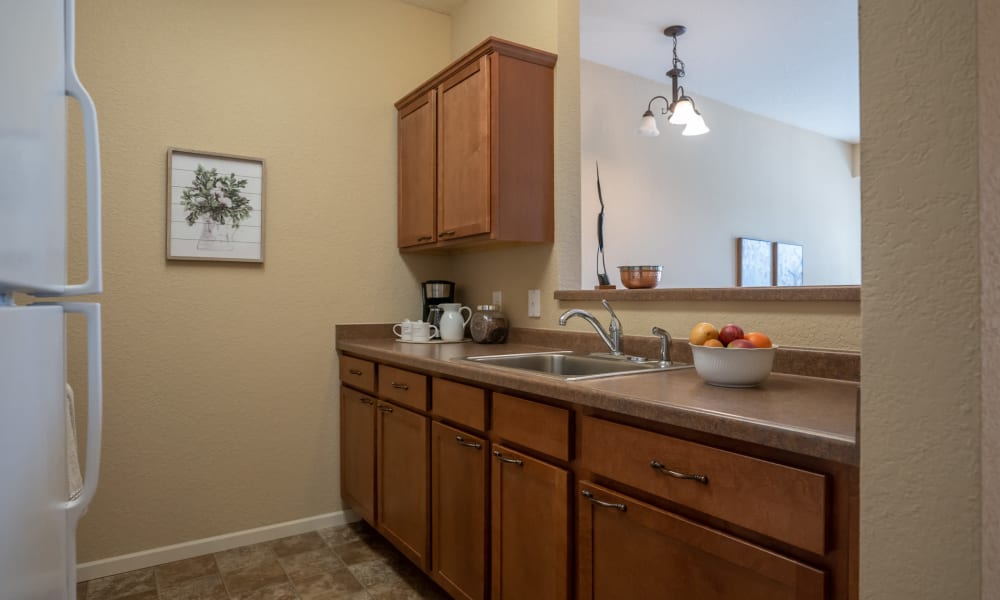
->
601, 299, 620, 329
651, 326, 672, 364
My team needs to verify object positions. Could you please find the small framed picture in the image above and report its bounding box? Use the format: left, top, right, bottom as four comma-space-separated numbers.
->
167, 148, 265, 262
736, 237, 773, 287
773, 242, 804, 286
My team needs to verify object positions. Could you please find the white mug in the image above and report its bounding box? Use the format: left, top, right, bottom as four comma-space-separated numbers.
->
410, 321, 439, 342
393, 320, 413, 341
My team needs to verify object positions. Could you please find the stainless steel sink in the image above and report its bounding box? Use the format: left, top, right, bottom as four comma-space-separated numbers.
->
460, 351, 691, 381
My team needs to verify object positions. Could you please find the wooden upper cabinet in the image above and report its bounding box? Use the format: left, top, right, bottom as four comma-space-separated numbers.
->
397, 90, 437, 247
438, 56, 491, 241
395, 37, 556, 251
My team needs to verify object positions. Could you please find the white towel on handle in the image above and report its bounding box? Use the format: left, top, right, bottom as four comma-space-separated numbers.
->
66, 383, 83, 501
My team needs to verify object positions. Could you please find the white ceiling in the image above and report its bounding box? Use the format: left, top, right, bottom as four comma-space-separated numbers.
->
580, 0, 860, 143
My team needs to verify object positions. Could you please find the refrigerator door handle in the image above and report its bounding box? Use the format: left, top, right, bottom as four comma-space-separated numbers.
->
38, 0, 102, 297
58, 302, 102, 520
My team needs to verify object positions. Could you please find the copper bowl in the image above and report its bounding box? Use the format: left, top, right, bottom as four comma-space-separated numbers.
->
618, 265, 662, 289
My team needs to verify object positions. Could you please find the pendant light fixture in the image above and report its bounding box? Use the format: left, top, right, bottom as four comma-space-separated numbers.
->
637, 25, 709, 137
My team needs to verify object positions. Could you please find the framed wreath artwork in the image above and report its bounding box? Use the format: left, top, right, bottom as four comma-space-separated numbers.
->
167, 148, 265, 262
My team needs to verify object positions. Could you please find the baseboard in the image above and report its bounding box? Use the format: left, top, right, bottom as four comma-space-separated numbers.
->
77, 509, 360, 582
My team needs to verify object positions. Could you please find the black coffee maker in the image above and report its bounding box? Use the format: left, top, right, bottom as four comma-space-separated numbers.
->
421, 280, 455, 323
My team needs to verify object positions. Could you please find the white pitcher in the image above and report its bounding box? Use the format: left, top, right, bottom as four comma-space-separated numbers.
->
438, 303, 472, 341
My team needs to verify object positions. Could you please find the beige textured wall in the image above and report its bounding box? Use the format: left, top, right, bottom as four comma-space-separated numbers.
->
450, 0, 557, 56
67, 0, 451, 562
859, 0, 982, 598
980, 0, 1000, 595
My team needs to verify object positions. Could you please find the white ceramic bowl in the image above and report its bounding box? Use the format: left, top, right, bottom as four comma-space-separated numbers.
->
689, 343, 777, 387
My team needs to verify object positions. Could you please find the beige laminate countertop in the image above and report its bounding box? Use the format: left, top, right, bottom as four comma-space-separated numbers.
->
335, 336, 859, 466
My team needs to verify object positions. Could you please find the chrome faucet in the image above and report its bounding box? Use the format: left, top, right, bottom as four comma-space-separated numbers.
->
558, 299, 623, 356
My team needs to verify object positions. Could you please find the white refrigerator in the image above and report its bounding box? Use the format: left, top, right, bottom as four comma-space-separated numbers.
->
0, 1, 103, 599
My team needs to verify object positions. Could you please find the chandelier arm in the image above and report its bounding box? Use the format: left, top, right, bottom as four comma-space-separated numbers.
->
646, 95, 671, 115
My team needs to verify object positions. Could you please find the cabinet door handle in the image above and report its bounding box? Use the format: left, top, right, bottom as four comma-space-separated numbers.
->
417, 235, 433, 242
358, 397, 374, 405
348, 368, 363, 376
377, 405, 394, 413
650, 460, 708, 484
492, 450, 523, 465
390, 382, 409, 391
455, 435, 482, 449
439, 230, 457, 237
581, 489, 627, 512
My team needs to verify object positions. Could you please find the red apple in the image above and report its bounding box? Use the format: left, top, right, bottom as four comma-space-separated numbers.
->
727, 338, 755, 349
718, 324, 745, 346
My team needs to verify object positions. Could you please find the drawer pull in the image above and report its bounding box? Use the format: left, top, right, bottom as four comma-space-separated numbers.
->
358, 397, 374, 405
492, 450, 523, 466
390, 382, 410, 391
348, 368, 363, 376
581, 489, 627, 512
439, 230, 457, 237
417, 235, 433, 242
378, 405, 394, 413
650, 459, 709, 484
455, 436, 482, 450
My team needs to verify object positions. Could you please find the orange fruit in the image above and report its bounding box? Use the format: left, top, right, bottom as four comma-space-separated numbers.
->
703, 338, 724, 348
744, 332, 772, 348
689, 322, 720, 345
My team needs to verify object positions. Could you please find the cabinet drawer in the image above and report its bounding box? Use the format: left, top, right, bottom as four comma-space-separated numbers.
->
492, 393, 570, 461
432, 378, 487, 431
580, 417, 827, 555
378, 365, 429, 411
578, 481, 826, 600
340, 355, 376, 394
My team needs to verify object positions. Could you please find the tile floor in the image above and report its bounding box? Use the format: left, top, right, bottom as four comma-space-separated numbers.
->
78, 521, 449, 600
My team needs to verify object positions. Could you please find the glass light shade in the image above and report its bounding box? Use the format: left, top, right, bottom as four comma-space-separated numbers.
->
668, 98, 696, 125
637, 112, 660, 137
682, 112, 710, 136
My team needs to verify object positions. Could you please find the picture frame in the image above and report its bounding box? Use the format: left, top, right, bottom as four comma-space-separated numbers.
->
166, 148, 265, 262
773, 241, 804, 286
736, 237, 773, 287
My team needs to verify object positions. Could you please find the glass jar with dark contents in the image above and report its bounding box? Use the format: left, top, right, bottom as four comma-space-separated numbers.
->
469, 305, 509, 344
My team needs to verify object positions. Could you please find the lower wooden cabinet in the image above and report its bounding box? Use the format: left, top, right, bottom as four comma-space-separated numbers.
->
577, 480, 826, 600
340, 385, 376, 524
339, 355, 854, 600
376, 400, 429, 569
491, 444, 570, 600
431, 422, 488, 600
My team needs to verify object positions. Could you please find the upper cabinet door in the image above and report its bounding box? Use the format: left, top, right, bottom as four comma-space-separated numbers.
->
437, 55, 491, 241
397, 90, 437, 248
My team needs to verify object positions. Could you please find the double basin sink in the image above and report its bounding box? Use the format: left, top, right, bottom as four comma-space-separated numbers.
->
460, 351, 691, 381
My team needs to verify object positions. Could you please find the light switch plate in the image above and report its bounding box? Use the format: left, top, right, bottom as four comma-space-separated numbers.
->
527, 289, 541, 318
